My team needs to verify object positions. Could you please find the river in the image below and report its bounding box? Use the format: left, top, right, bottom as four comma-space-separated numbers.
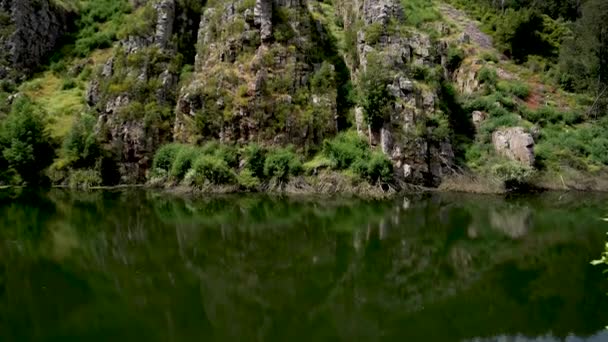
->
0, 189, 607, 341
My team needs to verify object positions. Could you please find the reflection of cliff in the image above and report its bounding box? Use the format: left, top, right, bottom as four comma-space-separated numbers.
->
0, 190, 607, 341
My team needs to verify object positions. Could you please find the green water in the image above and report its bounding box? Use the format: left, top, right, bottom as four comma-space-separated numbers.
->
1, 189, 608, 341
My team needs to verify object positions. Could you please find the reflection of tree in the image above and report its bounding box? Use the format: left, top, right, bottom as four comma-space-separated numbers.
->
0, 190, 606, 341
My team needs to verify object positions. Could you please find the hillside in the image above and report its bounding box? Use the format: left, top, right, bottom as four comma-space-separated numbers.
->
0, 0, 606, 193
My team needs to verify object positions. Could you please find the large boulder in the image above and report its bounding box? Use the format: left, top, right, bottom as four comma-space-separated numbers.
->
492, 127, 535, 166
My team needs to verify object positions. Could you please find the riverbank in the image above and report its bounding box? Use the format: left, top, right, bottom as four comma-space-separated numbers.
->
3, 167, 607, 198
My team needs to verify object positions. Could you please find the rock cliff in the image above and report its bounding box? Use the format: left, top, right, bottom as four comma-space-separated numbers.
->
0, 0, 73, 79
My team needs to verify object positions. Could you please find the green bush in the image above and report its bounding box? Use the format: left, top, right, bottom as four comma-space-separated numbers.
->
478, 66, 498, 86
170, 145, 198, 181
364, 23, 384, 45
242, 143, 266, 178
480, 51, 499, 63
191, 155, 235, 185
264, 147, 303, 181
352, 152, 393, 183
199, 141, 239, 167
401, 0, 441, 27
63, 113, 100, 168
152, 143, 181, 173
497, 80, 531, 99
68, 169, 103, 189
491, 161, 535, 185
322, 131, 369, 169
358, 54, 394, 129
237, 169, 261, 190
0, 97, 55, 184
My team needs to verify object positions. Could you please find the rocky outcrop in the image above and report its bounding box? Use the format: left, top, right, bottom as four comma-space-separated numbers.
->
492, 127, 535, 166
89, 0, 180, 182
254, 0, 273, 42
176, 0, 336, 146
0, 0, 72, 77
154, 0, 175, 49
347, 0, 455, 186
454, 59, 483, 95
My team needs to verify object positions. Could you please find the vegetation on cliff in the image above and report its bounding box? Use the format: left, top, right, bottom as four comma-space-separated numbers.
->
0, 0, 607, 193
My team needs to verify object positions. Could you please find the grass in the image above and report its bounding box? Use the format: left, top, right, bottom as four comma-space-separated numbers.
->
401, 0, 442, 27
20, 72, 84, 139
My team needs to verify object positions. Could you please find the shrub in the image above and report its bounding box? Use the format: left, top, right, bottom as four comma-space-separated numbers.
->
352, 152, 393, 183
366, 152, 394, 183
0, 97, 55, 184
170, 145, 198, 180
364, 23, 384, 45
191, 155, 235, 185
322, 131, 369, 169
491, 161, 535, 185
478, 66, 498, 86
411, 64, 430, 81
68, 169, 103, 189
480, 51, 499, 63
200, 141, 239, 167
497, 80, 531, 99
63, 113, 100, 168
264, 147, 302, 181
242, 143, 266, 178
358, 54, 394, 129
152, 143, 181, 173
401, 0, 441, 27
237, 169, 261, 190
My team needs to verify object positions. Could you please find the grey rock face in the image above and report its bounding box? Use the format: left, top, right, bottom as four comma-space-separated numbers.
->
0, 0, 71, 75
254, 0, 273, 42
472, 110, 487, 128
492, 127, 535, 166
154, 0, 175, 48
362, 0, 404, 25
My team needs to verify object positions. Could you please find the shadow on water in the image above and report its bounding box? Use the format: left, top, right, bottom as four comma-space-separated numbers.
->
0, 189, 607, 341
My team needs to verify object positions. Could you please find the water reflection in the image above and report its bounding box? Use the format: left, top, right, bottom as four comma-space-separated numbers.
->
468, 330, 608, 341
0, 189, 607, 341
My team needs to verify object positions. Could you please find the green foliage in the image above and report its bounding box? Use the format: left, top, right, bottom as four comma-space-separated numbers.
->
237, 169, 261, 190
242, 143, 266, 179
491, 161, 535, 185
68, 169, 103, 189
352, 152, 393, 183
0, 97, 54, 184
364, 23, 384, 45
152, 143, 182, 173
322, 131, 369, 169
310, 62, 337, 93
497, 80, 531, 100
558, 0, 608, 98
264, 147, 303, 181
70, 0, 132, 57
117, 4, 157, 39
320, 131, 394, 183
170, 145, 198, 181
478, 66, 498, 86
200, 141, 239, 168
480, 51, 499, 63
535, 119, 608, 170
191, 155, 236, 185
63, 113, 100, 168
358, 55, 394, 129
401, 0, 441, 27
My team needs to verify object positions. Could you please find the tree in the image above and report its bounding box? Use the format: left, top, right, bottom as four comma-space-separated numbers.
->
559, 0, 608, 110
358, 55, 394, 130
0, 97, 54, 184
